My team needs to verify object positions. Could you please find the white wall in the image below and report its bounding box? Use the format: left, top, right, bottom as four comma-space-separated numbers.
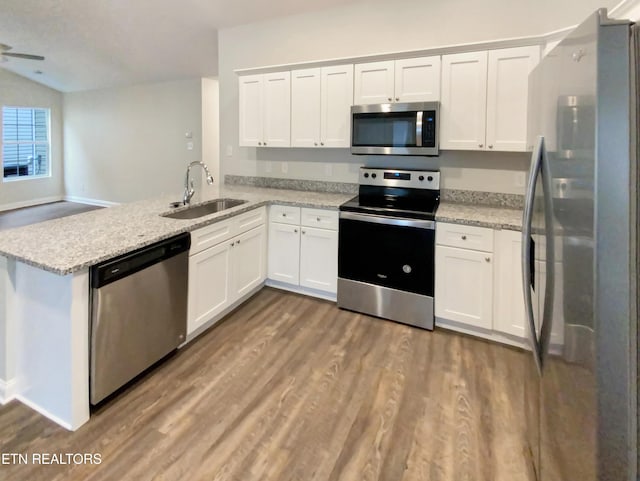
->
63, 78, 207, 204
0, 69, 64, 210
201, 77, 220, 200
219, 0, 618, 193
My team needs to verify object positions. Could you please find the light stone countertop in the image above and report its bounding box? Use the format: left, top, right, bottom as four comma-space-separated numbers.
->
0, 185, 523, 276
0, 185, 355, 275
436, 202, 523, 231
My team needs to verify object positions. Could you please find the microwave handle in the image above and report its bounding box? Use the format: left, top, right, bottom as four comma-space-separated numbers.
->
415, 111, 423, 147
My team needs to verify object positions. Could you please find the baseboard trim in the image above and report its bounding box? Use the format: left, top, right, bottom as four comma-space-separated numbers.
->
0, 196, 64, 212
265, 279, 337, 302
14, 394, 73, 431
63, 195, 120, 207
0, 378, 17, 404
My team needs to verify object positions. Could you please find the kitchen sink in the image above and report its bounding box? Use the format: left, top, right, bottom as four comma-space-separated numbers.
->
161, 198, 248, 219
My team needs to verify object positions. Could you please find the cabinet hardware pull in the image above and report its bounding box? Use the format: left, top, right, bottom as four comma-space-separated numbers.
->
395, 97, 399, 101
489, 145, 494, 149
302, 230, 306, 234
282, 213, 286, 217
485, 257, 490, 262
294, 229, 298, 233
230, 242, 235, 247
388, 97, 392, 101
264, 142, 267, 146
258, 142, 262, 146
461, 235, 467, 240
237, 239, 241, 244
479, 144, 483, 148
316, 217, 321, 221
314, 142, 318, 146
320, 142, 324, 146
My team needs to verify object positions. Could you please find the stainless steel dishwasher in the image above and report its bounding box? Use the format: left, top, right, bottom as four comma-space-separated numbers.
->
90, 233, 190, 404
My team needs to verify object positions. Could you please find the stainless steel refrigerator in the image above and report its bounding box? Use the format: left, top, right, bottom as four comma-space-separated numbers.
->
522, 9, 638, 481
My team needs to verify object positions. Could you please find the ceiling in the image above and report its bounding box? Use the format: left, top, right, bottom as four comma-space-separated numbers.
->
0, 0, 364, 92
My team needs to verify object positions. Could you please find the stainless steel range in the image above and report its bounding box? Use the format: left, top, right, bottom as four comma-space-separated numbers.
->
337, 167, 439, 330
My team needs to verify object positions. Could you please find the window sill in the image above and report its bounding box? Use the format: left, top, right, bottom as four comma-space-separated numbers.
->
3, 174, 52, 183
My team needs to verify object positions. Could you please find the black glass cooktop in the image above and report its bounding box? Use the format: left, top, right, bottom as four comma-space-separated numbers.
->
340, 186, 440, 221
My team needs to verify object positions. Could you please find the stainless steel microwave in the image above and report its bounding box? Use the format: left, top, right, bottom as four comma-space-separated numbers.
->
351, 101, 439, 156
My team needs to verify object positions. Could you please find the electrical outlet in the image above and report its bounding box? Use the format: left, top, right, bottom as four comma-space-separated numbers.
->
324, 164, 333, 177
186, 141, 194, 151
281, 162, 288, 174
515, 172, 526, 187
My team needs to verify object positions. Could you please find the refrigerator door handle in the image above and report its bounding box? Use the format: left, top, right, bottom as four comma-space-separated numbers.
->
522, 136, 544, 375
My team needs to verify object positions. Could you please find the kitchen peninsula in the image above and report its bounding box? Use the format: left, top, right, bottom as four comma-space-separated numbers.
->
0, 183, 522, 430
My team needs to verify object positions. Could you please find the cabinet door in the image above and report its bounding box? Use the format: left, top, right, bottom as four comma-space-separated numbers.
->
267, 222, 301, 284
263, 71, 291, 147
291, 68, 321, 147
435, 245, 493, 329
187, 242, 231, 334
486, 46, 540, 152
493, 230, 526, 337
232, 225, 267, 299
354, 61, 395, 105
320, 65, 354, 147
299, 226, 338, 293
394, 56, 441, 102
238, 74, 263, 147
440, 51, 488, 150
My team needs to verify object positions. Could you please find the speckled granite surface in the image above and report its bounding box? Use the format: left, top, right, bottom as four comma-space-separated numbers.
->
437, 202, 523, 231
441, 189, 524, 209
0, 185, 354, 275
225, 175, 358, 194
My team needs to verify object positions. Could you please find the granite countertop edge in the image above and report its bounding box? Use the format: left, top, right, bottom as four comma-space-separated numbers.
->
0, 187, 523, 276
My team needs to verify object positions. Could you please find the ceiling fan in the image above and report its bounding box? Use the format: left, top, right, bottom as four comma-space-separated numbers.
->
0, 43, 45, 63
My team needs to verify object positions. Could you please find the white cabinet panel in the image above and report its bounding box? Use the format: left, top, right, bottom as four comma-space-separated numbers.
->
320, 65, 354, 147
291, 68, 321, 147
486, 46, 540, 152
493, 230, 526, 337
299, 226, 338, 293
232, 225, 267, 299
394, 56, 441, 102
436, 222, 494, 252
354, 61, 395, 105
269, 205, 301, 225
238, 74, 263, 147
440, 51, 488, 150
263, 71, 291, 147
435, 245, 493, 330
300, 207, 339, 230
268, 222, 301, 284
187, 242, 231, 334
239, 72, 290, 148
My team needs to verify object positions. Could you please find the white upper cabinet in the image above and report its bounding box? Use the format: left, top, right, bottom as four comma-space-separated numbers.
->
486, 46, 540, 152
320, 65, 354, 147
291, 68, 321, 148
354, 56, 440, 105
354, 60, 395, 104
238, 71, 291, 147
441, 46, 539, 152
291, 64, 353, 148
440, 51, 489, 150
394, 56, 441, 103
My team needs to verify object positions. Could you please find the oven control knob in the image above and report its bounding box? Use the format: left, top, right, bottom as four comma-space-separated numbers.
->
402, 264, 412, 274
371, 173, 377, 179
419, 175, 424, 181
364, 173, 369, 178
427, 176, 433, 182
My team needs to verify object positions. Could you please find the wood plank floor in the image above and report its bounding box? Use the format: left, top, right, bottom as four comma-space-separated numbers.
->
0, 288, 529, 481
0, 201, 102, 231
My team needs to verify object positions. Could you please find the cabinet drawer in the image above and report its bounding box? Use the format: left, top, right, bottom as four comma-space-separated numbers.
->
436, 222, 494, 252
235, 206, 266, 234
190, 218, 235, 256
270, 205, 301, 225
301, 208, 339, 230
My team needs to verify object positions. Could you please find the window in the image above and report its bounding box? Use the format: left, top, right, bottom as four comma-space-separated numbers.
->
2, 106, 51, 180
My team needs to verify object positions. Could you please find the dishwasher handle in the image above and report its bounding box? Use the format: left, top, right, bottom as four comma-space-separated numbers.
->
91, 233, 191, 288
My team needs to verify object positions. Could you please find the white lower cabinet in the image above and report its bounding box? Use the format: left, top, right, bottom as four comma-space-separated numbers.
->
435, 222, 528, 347
187, 207, 267, 336
435, 245, 493, 329
267, 206, 338, 297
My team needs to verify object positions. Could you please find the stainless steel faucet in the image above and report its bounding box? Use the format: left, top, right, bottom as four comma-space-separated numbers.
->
183, 161, 214, 205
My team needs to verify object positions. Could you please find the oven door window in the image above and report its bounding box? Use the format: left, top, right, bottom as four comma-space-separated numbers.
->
338, 218, 434, 296
352, 112, 418, 147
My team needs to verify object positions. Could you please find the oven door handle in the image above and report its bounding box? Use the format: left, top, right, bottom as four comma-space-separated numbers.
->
339, 211, 435, 230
